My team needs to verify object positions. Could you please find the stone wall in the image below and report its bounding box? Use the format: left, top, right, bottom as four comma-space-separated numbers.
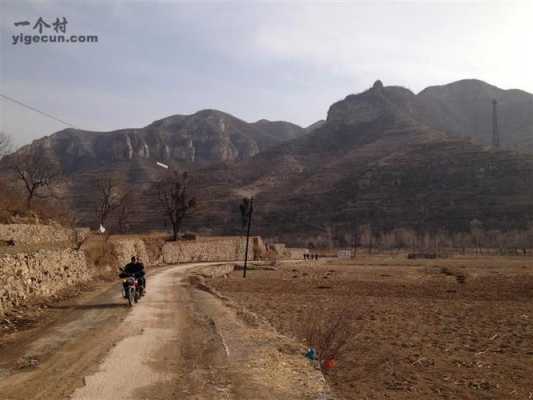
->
286, 248, 309, 259
0, 227, 276, 316
0, 224, 76, 245
270, 243, 287, 254
75, 228, 91, 243
0, 249, 89, 317
162, 237, 262, 264
109, 238, 151, 267
267, 243, 308, 259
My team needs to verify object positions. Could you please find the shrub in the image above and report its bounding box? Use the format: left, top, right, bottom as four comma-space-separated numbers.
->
298, 305, 352, 370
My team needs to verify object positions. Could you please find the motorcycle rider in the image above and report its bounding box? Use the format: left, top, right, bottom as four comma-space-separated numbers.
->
121, 256, 144, 296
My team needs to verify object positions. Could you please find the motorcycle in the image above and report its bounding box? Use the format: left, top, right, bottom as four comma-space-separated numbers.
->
119, 270, 144, 306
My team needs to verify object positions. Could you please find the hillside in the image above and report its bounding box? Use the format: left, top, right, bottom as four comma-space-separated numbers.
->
3, 79, 533, 241
417, 79, 533, 152
188, 81, 533, 242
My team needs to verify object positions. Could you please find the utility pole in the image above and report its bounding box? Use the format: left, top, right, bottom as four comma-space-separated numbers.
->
240, 197, 254, 278
492, 99, 500, 149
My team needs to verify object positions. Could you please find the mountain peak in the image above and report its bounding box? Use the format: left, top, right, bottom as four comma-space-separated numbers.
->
192, 109, 236, 119
326, 81, 418, 127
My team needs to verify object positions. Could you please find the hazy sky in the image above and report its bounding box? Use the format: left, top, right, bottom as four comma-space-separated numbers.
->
1, 0, 532, 146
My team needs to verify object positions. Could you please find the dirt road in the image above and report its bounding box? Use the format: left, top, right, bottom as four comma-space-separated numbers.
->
0, 263, 330, 400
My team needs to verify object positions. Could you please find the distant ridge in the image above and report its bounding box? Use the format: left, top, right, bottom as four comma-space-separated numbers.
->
12, 109, 307, 174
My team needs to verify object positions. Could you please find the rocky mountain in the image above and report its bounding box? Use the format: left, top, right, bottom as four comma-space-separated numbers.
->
0, 109, 306, 231
19, 109, 306, 175
186, 80, 533, 242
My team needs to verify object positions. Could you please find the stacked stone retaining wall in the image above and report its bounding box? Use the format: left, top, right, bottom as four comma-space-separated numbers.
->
0, 223, 76, 244
109, 238, 151, 267
0, 249, 89, 317
0, 225, 276, 317
162, 237, 265, 264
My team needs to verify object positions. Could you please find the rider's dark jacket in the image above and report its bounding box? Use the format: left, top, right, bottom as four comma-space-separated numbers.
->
121, 262, 144, 277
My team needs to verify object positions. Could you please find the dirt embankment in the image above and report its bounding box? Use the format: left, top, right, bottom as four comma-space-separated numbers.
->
210, 255, 533, 400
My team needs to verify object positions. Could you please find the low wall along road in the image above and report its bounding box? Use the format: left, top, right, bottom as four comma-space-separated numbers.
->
0, 224, 274, 317
0, 249, 89, 316
162, 237, 257, 264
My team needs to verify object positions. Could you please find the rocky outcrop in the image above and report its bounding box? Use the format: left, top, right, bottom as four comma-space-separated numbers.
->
325, 79, 533, 153
11, 110, 306, 176
0, 249, 89, 316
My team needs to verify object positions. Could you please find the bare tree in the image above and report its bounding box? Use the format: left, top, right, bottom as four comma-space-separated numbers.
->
322, 224, 335, 249
10, 149, 61, 209
94, 175, 123, 230
115, 192, 132, 233
155, 171, 196, 241
359, 224, 374, 254
470, 218, 484, 255
0, 132, 13, 158
350, 225, 359, 257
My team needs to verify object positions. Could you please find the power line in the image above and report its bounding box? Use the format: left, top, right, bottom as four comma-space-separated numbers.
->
0, 93, 76, 128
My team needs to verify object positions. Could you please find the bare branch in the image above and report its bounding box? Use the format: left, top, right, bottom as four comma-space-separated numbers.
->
93, 175, 123, 230
8, 147, 61, 209
115, 191, 132, 233
153, 170, 196, 241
